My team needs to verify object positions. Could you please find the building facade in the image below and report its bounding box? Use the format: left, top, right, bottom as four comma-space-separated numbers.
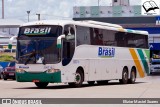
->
73, 0, 160, 44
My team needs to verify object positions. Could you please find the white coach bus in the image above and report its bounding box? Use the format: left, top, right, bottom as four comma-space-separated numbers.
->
15, 20, 150, 88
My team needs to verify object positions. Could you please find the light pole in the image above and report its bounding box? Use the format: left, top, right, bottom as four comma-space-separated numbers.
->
2, 0, 4, 19
98, 0, 100, 6
36, 13, 40, 21
27, 11, 30, 22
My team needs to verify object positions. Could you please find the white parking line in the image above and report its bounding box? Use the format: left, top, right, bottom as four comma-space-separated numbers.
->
0, 80, 16, 83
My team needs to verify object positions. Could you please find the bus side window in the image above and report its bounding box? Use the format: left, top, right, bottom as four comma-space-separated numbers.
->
93, 28, 103, 45
76, 26, 91, 46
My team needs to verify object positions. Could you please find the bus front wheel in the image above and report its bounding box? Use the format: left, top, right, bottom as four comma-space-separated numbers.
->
35, 82, 49, 88
129, 68, 136, 84
69, 69, 84, 87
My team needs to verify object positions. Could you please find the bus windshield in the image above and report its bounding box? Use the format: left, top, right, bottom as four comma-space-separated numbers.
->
17, 25, 62, 64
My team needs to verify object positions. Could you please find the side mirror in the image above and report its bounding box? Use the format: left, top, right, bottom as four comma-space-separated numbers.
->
66, 34, 75, 40
57, 35, 65, 48
8, 36, 17, 49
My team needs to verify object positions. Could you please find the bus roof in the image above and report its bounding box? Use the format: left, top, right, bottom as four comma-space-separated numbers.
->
21, 20, 148, 35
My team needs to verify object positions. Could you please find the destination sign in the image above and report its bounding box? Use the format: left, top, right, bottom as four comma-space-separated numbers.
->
24, 27, 51, 35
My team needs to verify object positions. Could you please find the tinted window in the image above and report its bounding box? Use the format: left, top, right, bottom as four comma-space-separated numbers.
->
90, 28, 103, 45
101, 29, 117, 46
76, 26, 148, 49
126, 33, 148, 48
115, 32, 126, 47
76, 26, 91, 46
8, 62, 15, 67
17, 38, 60, 64
90, 28, 117, 46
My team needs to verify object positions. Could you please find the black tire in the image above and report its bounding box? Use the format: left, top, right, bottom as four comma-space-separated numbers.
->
69, 69, 84, 87
129, 68, 136, 84
88, 81, 95, 85
119, 68, 128, 84
35, 82, 49, 88
97, 80, 108, 85
3, 78, 7, 80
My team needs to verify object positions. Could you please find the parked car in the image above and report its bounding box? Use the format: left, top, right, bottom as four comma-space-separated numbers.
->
150, 59, 160, 74
0, 65, 3, 79
1, 62, 16, 80
0, 48, 4, 52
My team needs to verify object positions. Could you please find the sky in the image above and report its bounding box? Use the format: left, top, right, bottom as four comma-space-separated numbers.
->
0, 0, 140, 22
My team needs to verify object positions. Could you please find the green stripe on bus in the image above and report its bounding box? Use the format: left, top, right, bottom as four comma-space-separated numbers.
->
137, 49, 149, 74
144, 49, 150, 59
16, 71, 61, 83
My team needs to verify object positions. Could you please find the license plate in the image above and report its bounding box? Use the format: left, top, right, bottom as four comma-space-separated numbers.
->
155, 70, 160, 72
9, 73, 14, 76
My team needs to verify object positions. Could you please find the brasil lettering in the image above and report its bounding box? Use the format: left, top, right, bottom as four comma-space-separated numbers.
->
24, 27, 51, 35
19, 66, 29, 69
98, 47, 115, 58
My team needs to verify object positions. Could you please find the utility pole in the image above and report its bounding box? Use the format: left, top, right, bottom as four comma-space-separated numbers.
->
98, 0, 100, 6
27, 11, 30, 22
2, 0, 4, 19
36, 13, 40, 21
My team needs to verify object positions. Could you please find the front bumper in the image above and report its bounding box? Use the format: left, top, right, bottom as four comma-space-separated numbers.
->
16, 71, 61, 83
3, 74, 15, 79
150, 69, 160, 73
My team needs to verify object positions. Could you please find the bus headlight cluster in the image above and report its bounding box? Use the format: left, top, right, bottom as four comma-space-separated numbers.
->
46, 69, 60, 73
16, 69, 25, 73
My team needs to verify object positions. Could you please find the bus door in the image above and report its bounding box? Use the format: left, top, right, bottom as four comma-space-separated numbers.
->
62, 25, 75, 66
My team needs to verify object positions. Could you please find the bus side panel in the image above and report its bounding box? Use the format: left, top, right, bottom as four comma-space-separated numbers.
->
61, 59, 90, 83
62, 45, 149, 83
73, 45, 124, 81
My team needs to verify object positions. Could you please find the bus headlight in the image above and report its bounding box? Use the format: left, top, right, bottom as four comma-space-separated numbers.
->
16, 69, 25, 73
46, 69, 60, 73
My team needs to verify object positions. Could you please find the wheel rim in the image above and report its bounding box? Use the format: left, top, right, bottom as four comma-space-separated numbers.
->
123, 71, 128, 81
131, 71, 135, 82
75, 73, 81, 84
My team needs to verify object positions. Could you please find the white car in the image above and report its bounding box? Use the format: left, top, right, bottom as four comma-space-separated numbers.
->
150, 59, 160, 74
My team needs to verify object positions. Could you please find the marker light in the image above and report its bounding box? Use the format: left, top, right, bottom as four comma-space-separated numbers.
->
16, 68, 25, 73
46, 69, 60, 73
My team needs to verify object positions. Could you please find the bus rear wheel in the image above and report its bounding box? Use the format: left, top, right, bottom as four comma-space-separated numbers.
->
129, 68, 136, 84
35, 82, 49, 88
119, 68, 128, 84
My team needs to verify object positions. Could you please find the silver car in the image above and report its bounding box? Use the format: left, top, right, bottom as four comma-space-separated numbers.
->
150, 59, 160, 74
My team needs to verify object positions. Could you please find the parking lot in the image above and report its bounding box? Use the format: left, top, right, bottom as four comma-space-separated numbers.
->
0, 74, 160, 98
